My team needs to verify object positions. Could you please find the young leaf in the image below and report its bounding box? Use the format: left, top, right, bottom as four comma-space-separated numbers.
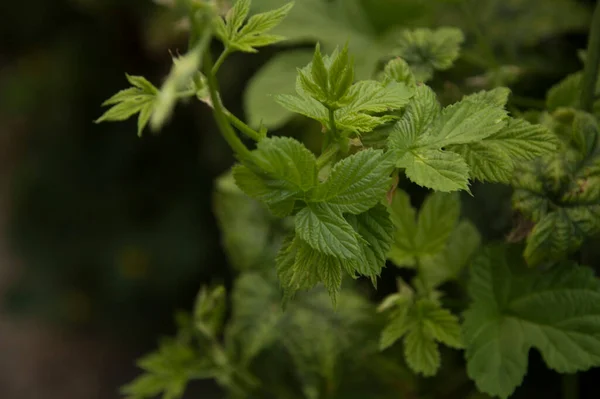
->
295, 202, 364, 261
512, 112, 600, 265
228, 271, 373, 392
420, 221, 480, 289
387, 189, 418, 267
276, 47, 413, 133
448, 118, 558, 183
96, 74, 158, 137
121, 339, 216, 399
402, 149, 471, 192
386, 85, 559, 191
312, 148, 395, 214
215, 1, 294, 53
392, 27, 464, 82
233, 136, 318, 217
387, 189, 461, 267
380, 298, 462, 376
380, 57, 416, 88
464, 245, 600, 398
345, 204, 395, 278
415, 190, 461, 254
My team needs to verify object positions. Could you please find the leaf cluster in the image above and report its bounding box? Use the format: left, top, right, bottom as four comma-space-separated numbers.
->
385, 86, 558, 192
512, 110, 600, 265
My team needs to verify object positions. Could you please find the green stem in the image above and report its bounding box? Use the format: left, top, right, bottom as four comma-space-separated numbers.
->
204, 49, 252, 160
415, 258, 430, 298
561, 374, 578, 399
328, 108, 337, 137
212, 48, 231, 75
224, 109, 263, 142
316, 143, 340, 171
176, 89, 197, 99
459, 0, 498, 69
580, 1, 600, 112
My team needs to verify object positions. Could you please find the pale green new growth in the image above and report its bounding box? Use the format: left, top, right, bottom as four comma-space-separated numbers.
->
464, 245, 600, 398
214, 0, 294, 53
276, 45, 414, 135
95, 74, 158, 137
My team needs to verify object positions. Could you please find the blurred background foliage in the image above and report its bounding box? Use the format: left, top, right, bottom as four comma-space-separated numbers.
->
0, 0, 597, 398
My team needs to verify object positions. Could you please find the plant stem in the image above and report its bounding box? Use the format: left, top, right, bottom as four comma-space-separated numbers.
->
580, 0, 600, 112
224, 109, 263, 142
212, 48, 231, 75
316, 143, 340, 171
561, 374, 579, 399
328, 108, 337, 137
204, 49, 252, 160
459, 0, 498, 69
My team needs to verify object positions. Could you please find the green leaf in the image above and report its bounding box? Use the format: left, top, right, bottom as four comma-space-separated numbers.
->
337, 80, 413, 116
388, 85, 441, 154
524, 209, 577, 266
226, 0, 252, 36
511, 111, 600, 265
345, 204, 394, 278
276, 47, 413, 133
380, 298, 462, 376
295, 237, 344, 304
228, 271, 374, 393
415, 191, 460, 254
213, 171, 277, 270
387, 189, 418, 267
216, 1, 294, 53
449, 118, 558, 183
403, 325, 441, 377
295, 203, 363, 261
121, 339, 216, 399
233, 136, 318, 217
418, 98, 507, 147
464, 244, 600, 399
244, 0, 406, 129
393, 27, 464, 82
420, 220, 480, 289
96, 74, 158, 137
380, 57, 416, 88
403, 149, 471, 192
312, 148, 395, 214
387, 189, 461, 268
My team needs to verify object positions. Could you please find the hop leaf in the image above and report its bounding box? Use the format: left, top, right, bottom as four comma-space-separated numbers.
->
379, 296, 462, 376
215, 0, 295, 53
276, 46, 413, 134
392, 27, 464, 82
387, 189, 460, 268
227, 272, 373, 386
273, 148, 396, 303
388, 86, 556, 191
512, 111, 600, 265
464, 244, 600, 398
233, 136, 318, 217
96, 74, 158, 137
